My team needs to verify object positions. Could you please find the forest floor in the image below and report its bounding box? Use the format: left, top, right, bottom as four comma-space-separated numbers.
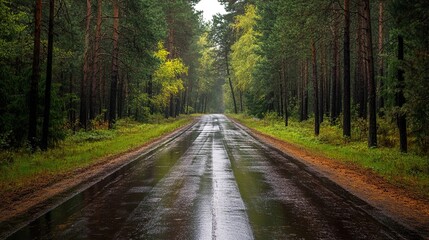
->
230, 116, 429, 235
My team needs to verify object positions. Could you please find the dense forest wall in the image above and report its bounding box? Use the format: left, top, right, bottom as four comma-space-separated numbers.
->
0, 0, 217, 150
217, 0, 428, 154
0, 0, 428, 155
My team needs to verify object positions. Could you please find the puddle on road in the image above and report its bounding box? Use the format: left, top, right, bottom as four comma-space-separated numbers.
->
219, 118, 316, 239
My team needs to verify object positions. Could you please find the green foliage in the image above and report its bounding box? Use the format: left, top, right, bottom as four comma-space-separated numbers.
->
0, 0, 32, 147
0, 0, 27, 60
261, 111, 282, 126
152, 42, 188, 110
196, 32, 216, 93
230, 4, 261, 106
0, 0, 205, 150
386, 0, 429, 153
69, 129, 115, 143
147, 113, 165, 124
192, 30, 225, 113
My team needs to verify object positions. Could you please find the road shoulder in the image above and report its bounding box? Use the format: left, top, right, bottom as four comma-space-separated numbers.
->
0, 120, 197, 225
230, 117, 429, 238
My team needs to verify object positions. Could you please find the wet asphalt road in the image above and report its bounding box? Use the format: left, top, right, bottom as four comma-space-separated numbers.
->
4, 114, 422, 239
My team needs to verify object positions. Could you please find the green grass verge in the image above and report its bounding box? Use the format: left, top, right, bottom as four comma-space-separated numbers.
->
230, 114, 429, 198
0, 116, 193, 195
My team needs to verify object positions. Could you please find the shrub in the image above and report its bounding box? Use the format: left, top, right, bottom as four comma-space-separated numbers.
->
262, 111, 282, 126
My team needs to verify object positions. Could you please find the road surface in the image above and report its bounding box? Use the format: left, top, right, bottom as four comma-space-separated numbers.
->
4, 115, 421, 239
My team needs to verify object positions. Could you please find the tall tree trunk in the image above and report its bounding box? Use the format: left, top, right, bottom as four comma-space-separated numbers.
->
278, 92, 281, 116
299, 61, 304, 121
323, 49, 330, 115
169, 95, 174, 117
167, 15, 175, 59
396, 35, 407, 152
117, 75, 124, 118
239, 90, 243, 113
225, 53, 237, 114
81, 0, 92, 130
303, 59, 309, 120
100, 64, 106, 118
68, 74, 76, 132
312, 41, 320, 136
358, 1, 367, 119
335, 46, 342, 117
182, 81, 188, 114
175, 95, 180, 117
354, 8, 362, 117
343, 0, 351, 137
41, 0, 55, 150
331, 16, 339, 125
148, 75, 154, 114
90, 0, 102, 119
319, 48, 325, 123
363, 0, 377, 147
186, 79, 193, 114
378, 0, 385, 116
28, 0, 42, 150
174, 96, 179, 117
194, 92, 198, 113
109, 0, 119, 129
204, 95, 208, 113
282, 59, 288, 126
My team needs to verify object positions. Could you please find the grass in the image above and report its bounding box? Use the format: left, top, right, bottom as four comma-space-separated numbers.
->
230, 114, 429, 198
0, 116, 193, 196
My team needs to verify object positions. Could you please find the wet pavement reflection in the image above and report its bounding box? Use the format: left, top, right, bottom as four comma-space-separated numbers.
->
4, 115, 422, 239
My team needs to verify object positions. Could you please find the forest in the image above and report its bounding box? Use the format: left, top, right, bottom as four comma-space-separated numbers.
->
0, 0, 428, 156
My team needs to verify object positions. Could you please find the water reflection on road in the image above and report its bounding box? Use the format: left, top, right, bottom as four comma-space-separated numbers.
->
5, 115, 421, 239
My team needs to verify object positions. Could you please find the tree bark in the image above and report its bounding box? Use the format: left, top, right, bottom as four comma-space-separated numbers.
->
68, 74, 76, 132
117, 74, 124, 118
335, 45, 342, 117
378, 0, 385, 116
109, 0, 119, 128
225, 53, 237, 114
279, 78, 283, 117
239, 90, 243, 113
147, 74, 154, 114
167, 15, 175, 59
330, 16, 339, 125
204, 95, 208, 113
90, 0, 103, 119
303, 59, 309, 120
312, 41, 319, 136
357, 1, 367, 119
80, 0, 92, 130
282, 59, 288, 126
182, 81, 188, 114
363, 0, 377, 147
396, 35, 407, 152
41, 0, 55, 150
299, 61, 303, 121
319, 48, 325, 124
343, 0, 351, 137
28, 0, 42, 150
323, 49, 330, 115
